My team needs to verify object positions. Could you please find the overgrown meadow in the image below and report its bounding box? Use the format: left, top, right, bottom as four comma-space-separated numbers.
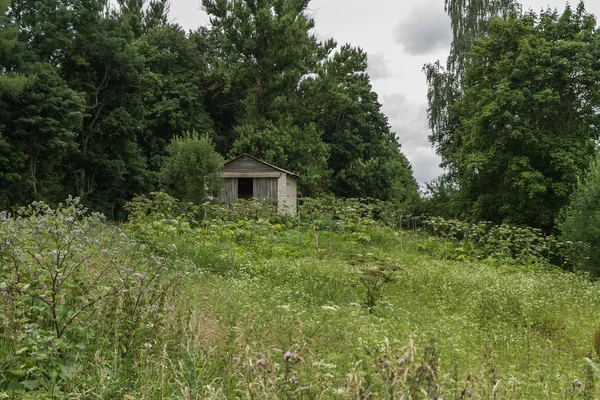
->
2, 195, 600, 399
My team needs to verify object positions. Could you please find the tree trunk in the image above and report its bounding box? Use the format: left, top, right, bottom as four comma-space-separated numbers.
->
78, 168, 85, 199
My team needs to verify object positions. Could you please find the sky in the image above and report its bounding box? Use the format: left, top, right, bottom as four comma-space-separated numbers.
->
167, 0, 600, 185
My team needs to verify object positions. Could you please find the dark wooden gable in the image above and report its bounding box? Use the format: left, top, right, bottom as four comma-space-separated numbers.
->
223, 154, 281, 175
222, 153, 299, 179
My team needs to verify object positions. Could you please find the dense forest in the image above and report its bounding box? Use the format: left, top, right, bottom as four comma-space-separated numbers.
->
0, 0, 419, 217
2, 0, 600, 234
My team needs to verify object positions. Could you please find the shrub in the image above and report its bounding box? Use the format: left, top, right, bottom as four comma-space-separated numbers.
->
557, 158, 600, 274
159, 132, 224, 204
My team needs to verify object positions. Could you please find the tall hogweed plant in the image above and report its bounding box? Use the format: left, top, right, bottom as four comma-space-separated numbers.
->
0, 198, 190, 395
422, 217, 580, 268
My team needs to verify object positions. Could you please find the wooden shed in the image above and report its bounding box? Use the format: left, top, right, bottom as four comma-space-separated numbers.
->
220, 154, 299, 215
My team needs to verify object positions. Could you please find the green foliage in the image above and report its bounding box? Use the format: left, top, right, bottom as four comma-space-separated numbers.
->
159, 132, 224, 204
202, 0, 417, 198
2, 196, 599, 397
232, 120, 330, 195
3, 63, 85, 205
432, 4, 600, 230
300, 44, 419, 201
138, 24, 214, 170
420, 175, 467, 219
202, 0, 331, 194
558, 158, 600, 275
0, 0, 419, 213
0, 198, 187, 394
350, 254, 400, 313
0, 0, 26, 97
421, 216, 582, 268
424, 0, 519, 173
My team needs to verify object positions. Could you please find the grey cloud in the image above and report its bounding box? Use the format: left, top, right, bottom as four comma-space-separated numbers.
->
368, 53, 394, 81
393, 1, 451, 56
381, 93, 443, 183
406, 146, 444, 184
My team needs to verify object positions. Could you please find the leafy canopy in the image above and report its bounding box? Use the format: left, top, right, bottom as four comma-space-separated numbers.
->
435, 3, 600, 230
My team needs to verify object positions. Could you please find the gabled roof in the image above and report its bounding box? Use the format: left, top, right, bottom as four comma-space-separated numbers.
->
224, 153, 299, 178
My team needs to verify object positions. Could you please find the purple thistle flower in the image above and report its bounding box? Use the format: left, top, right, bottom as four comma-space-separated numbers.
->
257, 359, 266, 367
284, 351, 292, 361
398, 358, 405, 366
233, 357, 239, 362
290, 376, 297, 384
384, 360, 390, 367
573, 379, 582, 387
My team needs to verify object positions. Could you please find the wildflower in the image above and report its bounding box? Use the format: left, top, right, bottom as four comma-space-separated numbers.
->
233, 357, 239, 362
398, 358, 405, 366
384, 360, 390, 367
290, 376, 297, 384
144, 342, 152, 349
284, 352, 292, 361
257, 359, 266, 367
573, 379, 582, 387
168, 305, 175, 313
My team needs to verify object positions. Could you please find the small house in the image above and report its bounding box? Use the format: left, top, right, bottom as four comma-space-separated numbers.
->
220, 153, 298, 215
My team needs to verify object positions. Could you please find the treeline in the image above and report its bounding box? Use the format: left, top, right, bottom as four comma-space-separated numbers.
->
0, 0, 418, 217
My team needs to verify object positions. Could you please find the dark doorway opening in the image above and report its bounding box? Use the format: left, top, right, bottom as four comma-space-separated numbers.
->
238, 178, 253, 199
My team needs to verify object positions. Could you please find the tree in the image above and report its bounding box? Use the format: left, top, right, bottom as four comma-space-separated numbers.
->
424, 0, 519, 158
300, 45, 418, 202
203, 0, 418, 199
202, 0, 331, 195
159, 132, 224, 203
0, 0, 26, 96
137, 24, 214, 170
5, 63, 85, 202
117, 0, 170, 37
444, 4, 600, 229
59, 2, 153, 215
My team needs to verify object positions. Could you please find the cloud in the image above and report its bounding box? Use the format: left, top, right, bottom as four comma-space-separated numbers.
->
381, 93, 444, 183
393, 1, 452, 56
367, 53, 394, 81
406, 147, 444, 184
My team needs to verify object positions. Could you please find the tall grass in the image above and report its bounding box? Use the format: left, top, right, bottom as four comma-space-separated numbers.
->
1, 195, 599, 398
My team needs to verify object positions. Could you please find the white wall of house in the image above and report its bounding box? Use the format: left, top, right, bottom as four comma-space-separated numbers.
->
277, 174, 297, 215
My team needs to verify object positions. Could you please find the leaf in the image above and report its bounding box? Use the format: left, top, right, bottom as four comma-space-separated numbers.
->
58, 364, 73, 380
20, 380, 39, 391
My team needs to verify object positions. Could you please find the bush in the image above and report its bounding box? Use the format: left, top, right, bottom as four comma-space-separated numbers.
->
557, 158, 600, 274
159, 132, 224, 204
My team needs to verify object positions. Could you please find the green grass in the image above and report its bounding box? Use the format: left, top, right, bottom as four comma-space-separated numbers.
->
122, 223, 600, 399
3, 208, 600, 399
